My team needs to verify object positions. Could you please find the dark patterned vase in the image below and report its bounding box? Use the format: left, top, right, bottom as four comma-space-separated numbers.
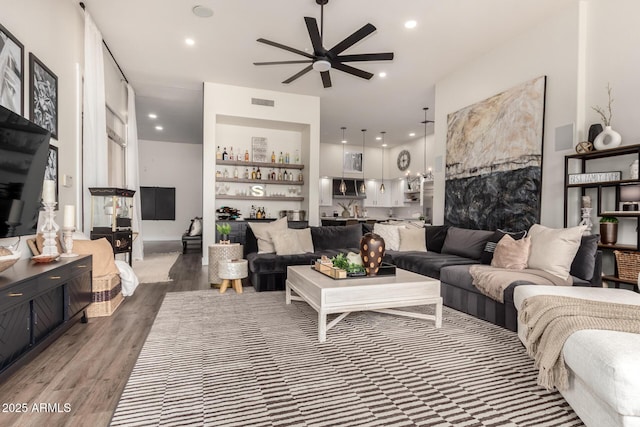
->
360, 232, 385, 275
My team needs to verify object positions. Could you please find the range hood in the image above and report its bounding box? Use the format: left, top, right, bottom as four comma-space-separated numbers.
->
332, 179, 366, 199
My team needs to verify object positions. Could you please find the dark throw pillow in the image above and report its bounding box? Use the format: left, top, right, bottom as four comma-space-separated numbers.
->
311, 224, 362, 251
570, 234, 599, 281
441, 227, 494, 260
425, 225, 450, 253
480, 229, 528, 265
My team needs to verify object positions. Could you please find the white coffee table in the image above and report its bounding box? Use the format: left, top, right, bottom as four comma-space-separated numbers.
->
286, 265, 442, 343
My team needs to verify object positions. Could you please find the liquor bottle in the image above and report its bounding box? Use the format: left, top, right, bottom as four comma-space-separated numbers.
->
298, 171, 303, 181
283, 170, 288, 181
250, 205, 256, 219
289, 171, 294, 181
215, 170, 222, 178
295, 149, 300, 164
271, 151, 276, 163
256, 167, 262, 180
233, 167, 238, 179
222, 147, 228, 160
251, 167, 257, 180
278, 169, 283, 180
216, 146, 222, 160
256, 207, 262, 219
223, 168, 229, 178
244, 168, 249, 179
279, 151, 284, 163
245, 149, 250, 161
260, 207, 266, 218
237, 148, 242, 161
285, 152, 290, 164
229, 147, 234, 160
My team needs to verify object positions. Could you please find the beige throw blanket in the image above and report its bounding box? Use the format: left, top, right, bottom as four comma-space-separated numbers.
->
519, 295, 640, 391
469, 265, 571, 303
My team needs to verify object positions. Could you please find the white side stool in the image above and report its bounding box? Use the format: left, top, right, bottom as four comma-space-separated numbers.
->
208, 243, 243, 285
218, 259, 248, 294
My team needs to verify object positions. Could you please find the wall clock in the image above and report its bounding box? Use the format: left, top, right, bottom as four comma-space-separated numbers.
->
397, 150, 411, 171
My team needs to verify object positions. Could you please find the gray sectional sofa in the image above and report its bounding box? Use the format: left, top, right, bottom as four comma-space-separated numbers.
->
244, 223, 602, 331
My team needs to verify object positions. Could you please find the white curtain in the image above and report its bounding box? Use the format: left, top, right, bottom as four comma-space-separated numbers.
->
126, 84, 144, 260
82, 11, 108, 235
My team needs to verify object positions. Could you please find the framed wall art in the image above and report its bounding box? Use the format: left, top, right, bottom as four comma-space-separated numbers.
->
29, 53, 58, 139
44, 144, 58, 205
0, 22, 24, 114
343, 151, 363, 173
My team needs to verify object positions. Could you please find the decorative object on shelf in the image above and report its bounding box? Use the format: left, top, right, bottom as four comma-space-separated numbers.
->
0, 247, 20, 273
60, 204, 78, 258
579, 208, 593, 235
29, 53, 58, 139
339, 126, 347, 194
0, 22, 24, 115
337, 200, 354, 218
251, 136, 268, 162
397, 150, 410, 171
216, 222, 232, 244
39, 197, 60, 257
631, 160, 639, 180
588, 124, 603, 143
360, 232, 385, 275
380, 131, 386, 194
568, 171, 621, 185
575, 141, 594, 154
592, 83, 621, 150
360, 129, 367, 194
599, 216, 619, 245
613, 250, 640, 281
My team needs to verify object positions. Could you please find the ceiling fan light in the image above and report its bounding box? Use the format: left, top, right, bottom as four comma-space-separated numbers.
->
313, 60, 331, 72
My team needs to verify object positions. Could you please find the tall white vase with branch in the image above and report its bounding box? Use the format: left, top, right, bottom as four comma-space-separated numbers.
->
592, 83, 622, 150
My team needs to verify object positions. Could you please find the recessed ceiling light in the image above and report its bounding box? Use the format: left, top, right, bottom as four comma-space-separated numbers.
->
409, 132, 415, 137
404, 20, 417, 29
192, 5, 213, 18
155, 125, 163, 131
341, 140, 347, 144
185, 38, 195, 46
148, 113, 157, 119
376, 136, 382, 141
382, 143, 388, 147
378, 72, 387, 78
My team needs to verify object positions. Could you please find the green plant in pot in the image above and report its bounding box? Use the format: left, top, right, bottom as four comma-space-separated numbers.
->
599, 216, 618, 245
216, 222, 232, 243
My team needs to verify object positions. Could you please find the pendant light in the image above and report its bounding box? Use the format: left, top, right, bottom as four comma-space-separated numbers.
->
380, 131, 386, 194
421, 107, 434, 180
360, 129, 367, 194
339, 126, 347, 194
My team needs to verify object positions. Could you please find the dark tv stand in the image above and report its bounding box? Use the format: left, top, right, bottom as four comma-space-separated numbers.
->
0, 255, 93, 381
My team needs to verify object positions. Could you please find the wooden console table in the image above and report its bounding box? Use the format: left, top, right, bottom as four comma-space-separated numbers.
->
0, 255, 93, 381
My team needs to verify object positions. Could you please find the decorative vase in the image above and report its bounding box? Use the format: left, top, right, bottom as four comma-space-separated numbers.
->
341, 209, 350, 218
588, 123, 603, 143
360, 232, 385, 275
219, 234, 229, 244
593, 126, 622, 150
599, 223, 618, 245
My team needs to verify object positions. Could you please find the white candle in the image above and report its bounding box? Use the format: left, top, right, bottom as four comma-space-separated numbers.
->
42, 180, 56, 203
63, 205, 75, 228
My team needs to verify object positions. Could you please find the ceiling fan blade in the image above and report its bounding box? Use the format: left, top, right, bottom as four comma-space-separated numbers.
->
304, 17, 324, 54
336, 52, 394, 62
257, 38, 314, 59
254, 60, 313, 66
331, 62, 374, 80
320, 71, 332, 88
329, 23, 376, 55
283, 65, 313, 84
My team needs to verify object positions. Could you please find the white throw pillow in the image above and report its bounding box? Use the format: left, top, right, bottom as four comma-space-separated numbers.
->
398, 227, 427, 252
527, 224, 586, 280
373, 223, 405, 251
189, 218, 202, 236
248, 216, 288, 253
270, 228, 314, 255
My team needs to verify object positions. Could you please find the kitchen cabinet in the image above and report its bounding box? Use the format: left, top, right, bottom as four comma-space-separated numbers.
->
319, 178, 333, 206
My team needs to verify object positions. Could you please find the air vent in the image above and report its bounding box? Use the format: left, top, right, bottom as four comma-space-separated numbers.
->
251, 97, 275, 107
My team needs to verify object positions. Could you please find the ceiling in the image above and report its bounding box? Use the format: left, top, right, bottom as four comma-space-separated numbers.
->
84, 0, 574, 147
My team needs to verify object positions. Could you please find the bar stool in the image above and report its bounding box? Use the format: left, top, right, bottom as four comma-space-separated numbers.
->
218, 259, 248, 294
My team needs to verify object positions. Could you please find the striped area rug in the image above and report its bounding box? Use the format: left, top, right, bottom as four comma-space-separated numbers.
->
110, 290, 584, 427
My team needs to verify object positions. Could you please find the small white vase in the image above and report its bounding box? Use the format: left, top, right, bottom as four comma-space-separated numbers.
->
593, 126, 622, 150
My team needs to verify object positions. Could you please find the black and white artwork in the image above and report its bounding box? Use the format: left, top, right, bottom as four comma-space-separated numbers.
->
344, 151, 363, 173
45, 144, 58, 205
0, 23, 24, 114
29, 53, 58, 139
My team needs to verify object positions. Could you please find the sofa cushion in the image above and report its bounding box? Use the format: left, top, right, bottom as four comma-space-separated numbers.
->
528, 224, 586, 280
441, 227, 493, 260
373, 223, 405, 251
398, 227, 427, 252
491, 235, 531, 270
311, 224, 362, 251
570, 234, 599, 281
270, 228, 314, 255
425, 225, 449, 253
390, 251, 478, 279
480, 229, 527, 264
248, 217, 288, 253
247, 252, 318, 274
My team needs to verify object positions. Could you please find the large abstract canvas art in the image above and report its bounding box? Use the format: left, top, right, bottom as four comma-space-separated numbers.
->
445, 76, 546, 231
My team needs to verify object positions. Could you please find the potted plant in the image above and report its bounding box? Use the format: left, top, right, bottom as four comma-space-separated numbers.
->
599, 216, 618, 245
216, 222, 232, 244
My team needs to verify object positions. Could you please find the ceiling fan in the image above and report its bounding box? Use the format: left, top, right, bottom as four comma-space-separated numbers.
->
253, 0, 394, 88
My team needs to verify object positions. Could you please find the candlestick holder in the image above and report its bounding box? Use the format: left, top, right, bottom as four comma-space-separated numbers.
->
579, 207, 593, 234
39, 202, 60, 257
60, 227, 78, 258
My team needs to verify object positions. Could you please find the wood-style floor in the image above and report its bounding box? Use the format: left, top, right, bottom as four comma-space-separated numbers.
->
0, 242, 211, 427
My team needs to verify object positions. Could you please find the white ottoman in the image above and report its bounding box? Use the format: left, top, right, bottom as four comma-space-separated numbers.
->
514, 285, 640, 427
218, 259, 248, 294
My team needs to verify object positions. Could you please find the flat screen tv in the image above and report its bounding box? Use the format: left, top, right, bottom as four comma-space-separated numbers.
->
0, 104, 51, 239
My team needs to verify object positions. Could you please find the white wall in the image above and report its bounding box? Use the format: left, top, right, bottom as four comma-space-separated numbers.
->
138, 139, 202, 240
434, 1, 581, 227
